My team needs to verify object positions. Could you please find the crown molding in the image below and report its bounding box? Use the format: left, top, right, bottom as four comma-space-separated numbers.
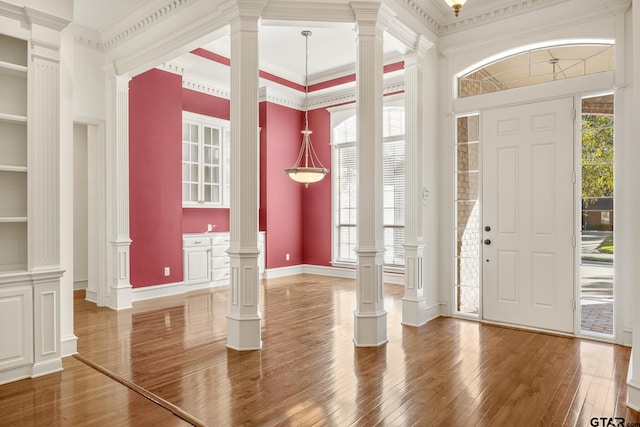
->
158, 61, 186, 75
183, 76, 231, 99
258, 86, 305, 110
0, 0, 26, 22
262, 1, 355, 22
74, 24, 104, 51
102, 0, 193, 51
308, 74, 404, 110
438, 0, 570, 35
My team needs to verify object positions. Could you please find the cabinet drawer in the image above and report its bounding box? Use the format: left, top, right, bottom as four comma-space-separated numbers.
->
212, 268, 231, 282
183, 236, 211, 248
211, 255, 230, 269
211, 244, 228, 257
210, 234, 230, 246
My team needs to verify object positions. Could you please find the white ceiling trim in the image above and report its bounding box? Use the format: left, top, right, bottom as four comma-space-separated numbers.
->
159, 63, 405, 112
0, 0, 25, 22
262, 1, 356, 23
184, 77, 231, 100
258, 87, 305, 110
308, 74, 405, 110
102, 0, 193, 51
438, 0, 571, 35
74, 24, 104, 51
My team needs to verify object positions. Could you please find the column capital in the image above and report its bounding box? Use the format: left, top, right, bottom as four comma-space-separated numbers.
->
404, 35, 434, 66
351, 1, 384, 36
219, 0, 267, 29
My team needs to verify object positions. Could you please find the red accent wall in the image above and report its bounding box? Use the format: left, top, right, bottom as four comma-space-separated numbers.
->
182, 208, 230, 233
183, 88, 230, 120
129, 69, 183, 287
302, 108, 332, 266
261, 102, 305, 269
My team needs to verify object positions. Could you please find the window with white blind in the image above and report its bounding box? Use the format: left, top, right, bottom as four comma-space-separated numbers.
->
332, 104, 405, 267
182, 112, 230, 207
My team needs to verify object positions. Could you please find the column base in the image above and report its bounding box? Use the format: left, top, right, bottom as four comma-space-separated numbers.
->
226, 313, 262, 351
353, 310, 388, 347
109, 284, 132, 310
401, 296, 427, 327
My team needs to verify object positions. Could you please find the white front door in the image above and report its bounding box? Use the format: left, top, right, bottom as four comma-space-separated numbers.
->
482, 97, 575, 333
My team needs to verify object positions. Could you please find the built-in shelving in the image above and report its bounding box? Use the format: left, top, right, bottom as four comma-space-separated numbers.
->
0, 33, 27, 273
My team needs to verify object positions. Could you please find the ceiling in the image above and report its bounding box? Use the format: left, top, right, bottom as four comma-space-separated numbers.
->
72, 0, 533, 86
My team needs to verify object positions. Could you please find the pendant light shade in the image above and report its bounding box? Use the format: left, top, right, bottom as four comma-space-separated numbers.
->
444, 0, 467, 16
285, 30, 329, 188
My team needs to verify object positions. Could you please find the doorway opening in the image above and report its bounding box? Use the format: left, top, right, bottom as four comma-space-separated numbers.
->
579, 93, 614, 337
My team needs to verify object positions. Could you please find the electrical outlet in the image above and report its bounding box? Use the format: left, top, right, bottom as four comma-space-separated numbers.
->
164, 267, 170, 276
285, 253, 290, 261
207, 224, 213, 232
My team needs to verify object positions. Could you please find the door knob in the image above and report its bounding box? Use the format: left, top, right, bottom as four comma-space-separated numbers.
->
483, 239, 491, 245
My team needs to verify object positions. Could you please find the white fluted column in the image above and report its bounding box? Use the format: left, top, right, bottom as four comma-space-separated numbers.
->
401, 38, 432, 327
106, 72, 132, 310
352, 1, 387, 347
221, 0, 265, 351
25, 8, 69, 376
627, 0, 640, 411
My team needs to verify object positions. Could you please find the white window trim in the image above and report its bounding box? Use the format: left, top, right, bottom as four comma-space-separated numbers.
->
328, 95, 406, 270
182, 111, 230, 208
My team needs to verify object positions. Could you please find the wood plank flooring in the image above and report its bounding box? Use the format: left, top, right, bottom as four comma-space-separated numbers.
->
1, 273, 639, 426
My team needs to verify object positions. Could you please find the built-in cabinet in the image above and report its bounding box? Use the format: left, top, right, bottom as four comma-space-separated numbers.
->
0, 34, 28, 272
0, 7, 67, 385
183, 232, 265, 289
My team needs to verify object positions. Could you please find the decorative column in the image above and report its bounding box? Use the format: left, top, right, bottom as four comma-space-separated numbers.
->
106, 71, 132, 310
221, 0, 265, 351
627, 0, 640, 411
352, 1, 387, 347
401, 37, 432, 327
25, 7, 70, 376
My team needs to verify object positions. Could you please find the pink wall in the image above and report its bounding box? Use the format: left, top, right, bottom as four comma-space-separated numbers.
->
182, 208, 230, 233
183, 88, 230, 121
262, 102, 305, 269
302, 108, 332, 266
129, 68, 335, 288
129, 69, 184, 287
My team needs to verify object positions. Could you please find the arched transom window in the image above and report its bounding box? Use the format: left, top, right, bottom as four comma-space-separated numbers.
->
459, 43, 614, 98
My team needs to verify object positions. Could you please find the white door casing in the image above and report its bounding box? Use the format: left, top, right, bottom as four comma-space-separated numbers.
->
482, 97, 575, 333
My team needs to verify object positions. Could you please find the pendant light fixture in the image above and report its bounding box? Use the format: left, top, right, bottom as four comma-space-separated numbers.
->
445, 0, 468, 17
285, 30, 329, 188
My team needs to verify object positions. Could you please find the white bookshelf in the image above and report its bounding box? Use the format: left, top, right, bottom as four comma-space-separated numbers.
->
0, 34, 27, 273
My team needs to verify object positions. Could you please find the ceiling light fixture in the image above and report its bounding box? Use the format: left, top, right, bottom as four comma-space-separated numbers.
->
285, 30, 329, 188
445, 0, 467, 17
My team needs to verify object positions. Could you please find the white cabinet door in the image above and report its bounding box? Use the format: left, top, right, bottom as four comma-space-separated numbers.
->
183, 235, 211, 286
185, 249, 210, 283
0, 285, 32, 371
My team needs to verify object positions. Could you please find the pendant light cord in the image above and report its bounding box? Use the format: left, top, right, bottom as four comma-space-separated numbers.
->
303, 30, 310, 130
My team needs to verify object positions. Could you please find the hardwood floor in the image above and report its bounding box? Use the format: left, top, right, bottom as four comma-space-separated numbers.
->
1, 273, 639, 426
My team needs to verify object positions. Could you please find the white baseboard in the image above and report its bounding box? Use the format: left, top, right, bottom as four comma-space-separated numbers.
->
425, 303, 442, 323
301, 264, 354, 279
300, 264, 404, 285
132, 281, 186, 302
85, 289, 98, 304
628, 355, 640, 410
31, 359, 63, 378
73, 280, 88, 290
263, 265, 305, 279
61, 334, 78, 357
622, 327, 633, 347
126, 265, 404, 304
